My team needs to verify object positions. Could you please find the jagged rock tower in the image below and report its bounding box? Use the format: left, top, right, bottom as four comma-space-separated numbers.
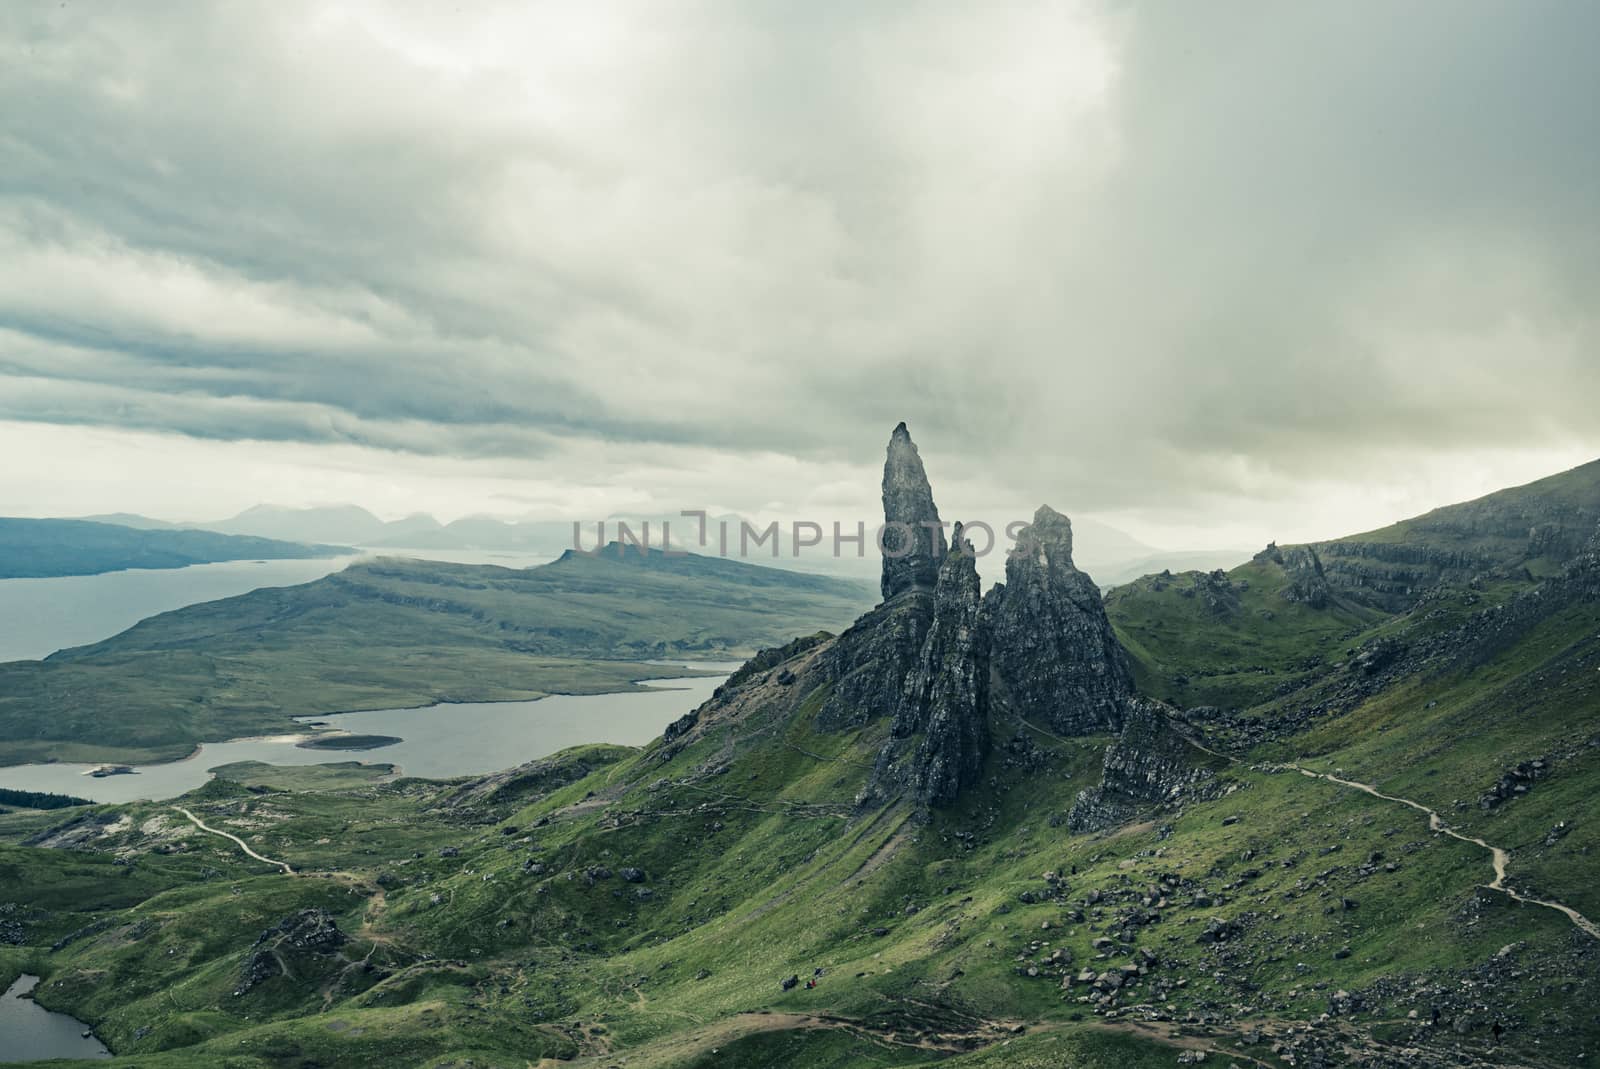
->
985, 505, 1135, 735
666, 422, 1195, 818
820, 425, 989, 808
812, 424, 946, 734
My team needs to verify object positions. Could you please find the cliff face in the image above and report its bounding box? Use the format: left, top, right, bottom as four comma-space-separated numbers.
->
1310, 541, 1488, 611
1067, 701, 1218, 833
814, 595, 935, 732
863, 524, 990, 808
1302, 458, 1600, 611
1253, 542, 1333, 609
986, 506, 1134, 735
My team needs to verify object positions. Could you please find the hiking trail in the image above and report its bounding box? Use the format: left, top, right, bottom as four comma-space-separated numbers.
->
1290, 766, 1599, 941
172, 805, 295, 875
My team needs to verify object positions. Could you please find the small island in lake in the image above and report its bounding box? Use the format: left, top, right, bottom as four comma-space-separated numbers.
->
295, 734, 402, 752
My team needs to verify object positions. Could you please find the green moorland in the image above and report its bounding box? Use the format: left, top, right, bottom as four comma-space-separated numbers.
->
0, 545, 875, 766
1104, 555, 1388, 711
1102, 458, 1600, 712
0, 461, 1596, 1067
207, 761, 400, 792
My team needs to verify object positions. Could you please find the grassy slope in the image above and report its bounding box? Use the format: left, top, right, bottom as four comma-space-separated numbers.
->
1323, 457, 1600, 555
1105, 457, 1600, 714
1105, 557, 1386, 711
0, 550, 873, 766
207, 760, 398, 791
4, 631, 1597, 1068
1275, 598, 1600, 919
2, 461, 1596, 1066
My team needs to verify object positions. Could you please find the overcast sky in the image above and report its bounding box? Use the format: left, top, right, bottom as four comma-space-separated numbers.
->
2, 1, 1597, 552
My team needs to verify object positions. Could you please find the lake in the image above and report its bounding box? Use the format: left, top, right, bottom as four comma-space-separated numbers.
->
0, 667, 735, 803
0, 547, 558, 664
0, 974, 109, 1062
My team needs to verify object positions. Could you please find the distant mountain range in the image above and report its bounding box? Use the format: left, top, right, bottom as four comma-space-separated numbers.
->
0, 518, 351, 579
82, 505, 573, 553
76, 505, 1251, 586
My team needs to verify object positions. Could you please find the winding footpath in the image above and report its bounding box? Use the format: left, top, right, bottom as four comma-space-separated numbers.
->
171, 805, 295, 875
1289, 766, 1599, 941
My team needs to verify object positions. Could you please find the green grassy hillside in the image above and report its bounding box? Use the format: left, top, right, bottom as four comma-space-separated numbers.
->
0, 548, 874, 766
1105, 556, 1386, 710
5, 570, 1598, 1067
2, 462, 1597, 1067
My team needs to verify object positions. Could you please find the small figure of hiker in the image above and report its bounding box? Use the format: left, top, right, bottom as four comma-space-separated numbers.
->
1492, 1020, 1505, 1043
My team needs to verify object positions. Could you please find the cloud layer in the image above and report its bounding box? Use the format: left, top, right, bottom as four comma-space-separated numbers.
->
3, 2, 1597, 545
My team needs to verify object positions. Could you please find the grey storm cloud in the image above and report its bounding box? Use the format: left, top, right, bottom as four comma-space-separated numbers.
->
1, 0, 1597, 519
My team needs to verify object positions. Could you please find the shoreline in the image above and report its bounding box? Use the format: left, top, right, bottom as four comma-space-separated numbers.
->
1, 669, 734, 778
0, 550, 355, 585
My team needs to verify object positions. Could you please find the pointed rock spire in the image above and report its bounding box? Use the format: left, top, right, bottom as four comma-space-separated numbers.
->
880, 422, 947, 601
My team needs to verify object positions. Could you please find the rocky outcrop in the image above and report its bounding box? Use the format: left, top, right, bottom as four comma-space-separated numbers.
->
880, 421, 947, 601
656, 423, 1151, 815
814, 595, 935, 732
256, 908, 346, 952
1200, 522, 1600, 751
986, 506, 1134, 735
862, 524, 989, 808
1281, 546, 1331, 608
1067, 702, 1217, 832
1253, 541, 1332, 608
1479, 757, 1550, 809
1302, 459, 1600, 611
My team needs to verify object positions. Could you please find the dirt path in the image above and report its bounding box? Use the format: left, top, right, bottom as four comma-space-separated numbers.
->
564, 1007, 1010, 1067
1290, 766, 1599, 941
1083, 1019, 1278, 1069
1164, 718, 1599, 943
171, 805, 295, 875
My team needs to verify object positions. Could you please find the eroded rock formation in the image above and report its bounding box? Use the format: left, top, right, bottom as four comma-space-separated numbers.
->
880, 421, 947, 601
1067, 702, 1218, 832
863, 524, 990, 807
662, 422, 1198, 817
986, 506, 1134, 735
